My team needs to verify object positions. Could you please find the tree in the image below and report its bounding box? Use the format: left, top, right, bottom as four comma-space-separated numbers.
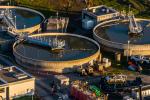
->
84, 0, 93, 8
62, 0, 73, 11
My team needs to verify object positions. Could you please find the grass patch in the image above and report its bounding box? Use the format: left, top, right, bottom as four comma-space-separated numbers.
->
13, 95, 39, 100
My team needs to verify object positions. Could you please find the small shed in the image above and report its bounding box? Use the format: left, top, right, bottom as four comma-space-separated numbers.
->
54, 75, 70, 86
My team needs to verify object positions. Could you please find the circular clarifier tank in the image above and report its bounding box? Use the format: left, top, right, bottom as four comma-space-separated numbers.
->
10, 8, 43, 29
93, 19, 150, 56
0, 6, 45, 34
0, 31, 14, 51
13, 33, 100, 73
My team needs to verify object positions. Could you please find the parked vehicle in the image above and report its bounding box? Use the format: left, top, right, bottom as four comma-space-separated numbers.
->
76, 67, 88, 76
89, 85, 101, 97
130, 55, 150, 64
85, 66, 94, 74
105, 74, 127, 84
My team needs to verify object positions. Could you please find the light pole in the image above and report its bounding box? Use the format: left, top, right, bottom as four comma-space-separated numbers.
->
32, 91, 34, 100
129, 4, 131, 13
23, 25, 26, 38
127, 40, 130, 61
56, 12, 59, 31
24, 25, 26, 31
10, 0, 11, 5
14, 16, 16, 29
31, 89, 34, 100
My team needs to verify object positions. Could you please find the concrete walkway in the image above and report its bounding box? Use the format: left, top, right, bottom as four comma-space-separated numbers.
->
36, 79, 54, 100
36, 85, 53, 100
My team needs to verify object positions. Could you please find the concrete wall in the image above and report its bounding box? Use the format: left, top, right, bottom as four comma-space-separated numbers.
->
9, 79, 35, 99
13, 33, 100, 73
0, 85, 7, 100
14, 50, 100, 73
97, 12, 120, 22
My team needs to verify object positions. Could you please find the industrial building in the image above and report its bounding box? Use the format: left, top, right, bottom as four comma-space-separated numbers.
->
43, 16, 69, 33
82, 5, 119, 29
0, 66, 35, 100
131, 85, 150, 99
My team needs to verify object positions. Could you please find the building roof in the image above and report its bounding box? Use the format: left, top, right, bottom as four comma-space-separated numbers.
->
132, 85, 150, 92
0, 66, 32, 83
54, 75, 69, 80
83, 5, 118, 16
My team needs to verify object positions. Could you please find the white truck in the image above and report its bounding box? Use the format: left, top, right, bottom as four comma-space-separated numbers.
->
130, 55, 150, 64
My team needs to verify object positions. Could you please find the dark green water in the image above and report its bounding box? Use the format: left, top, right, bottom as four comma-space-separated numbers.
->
0, 31, 13, 41
15, 35, 99, 61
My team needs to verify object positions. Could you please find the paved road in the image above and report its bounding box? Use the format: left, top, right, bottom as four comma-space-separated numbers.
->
36, 80, 53, 100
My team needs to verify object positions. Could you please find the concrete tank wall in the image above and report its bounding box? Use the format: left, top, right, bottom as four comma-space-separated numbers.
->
14, 50, 100, 73
13, 33, 101, 73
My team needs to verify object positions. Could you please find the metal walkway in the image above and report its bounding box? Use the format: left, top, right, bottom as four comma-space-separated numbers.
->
3, 9, 16, 28
128, 14, 142, 33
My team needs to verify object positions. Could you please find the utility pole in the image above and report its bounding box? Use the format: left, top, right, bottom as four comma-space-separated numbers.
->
10, 0, 11, 5
14, 16, 16, 29
139, 85, 143, 100
127, 40, 130, 61
56, 12, 59, 32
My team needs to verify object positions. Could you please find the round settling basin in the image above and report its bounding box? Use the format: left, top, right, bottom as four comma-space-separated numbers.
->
93, 19, 150, 56
13, 33, 100, 73
0, 6, 45, 34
